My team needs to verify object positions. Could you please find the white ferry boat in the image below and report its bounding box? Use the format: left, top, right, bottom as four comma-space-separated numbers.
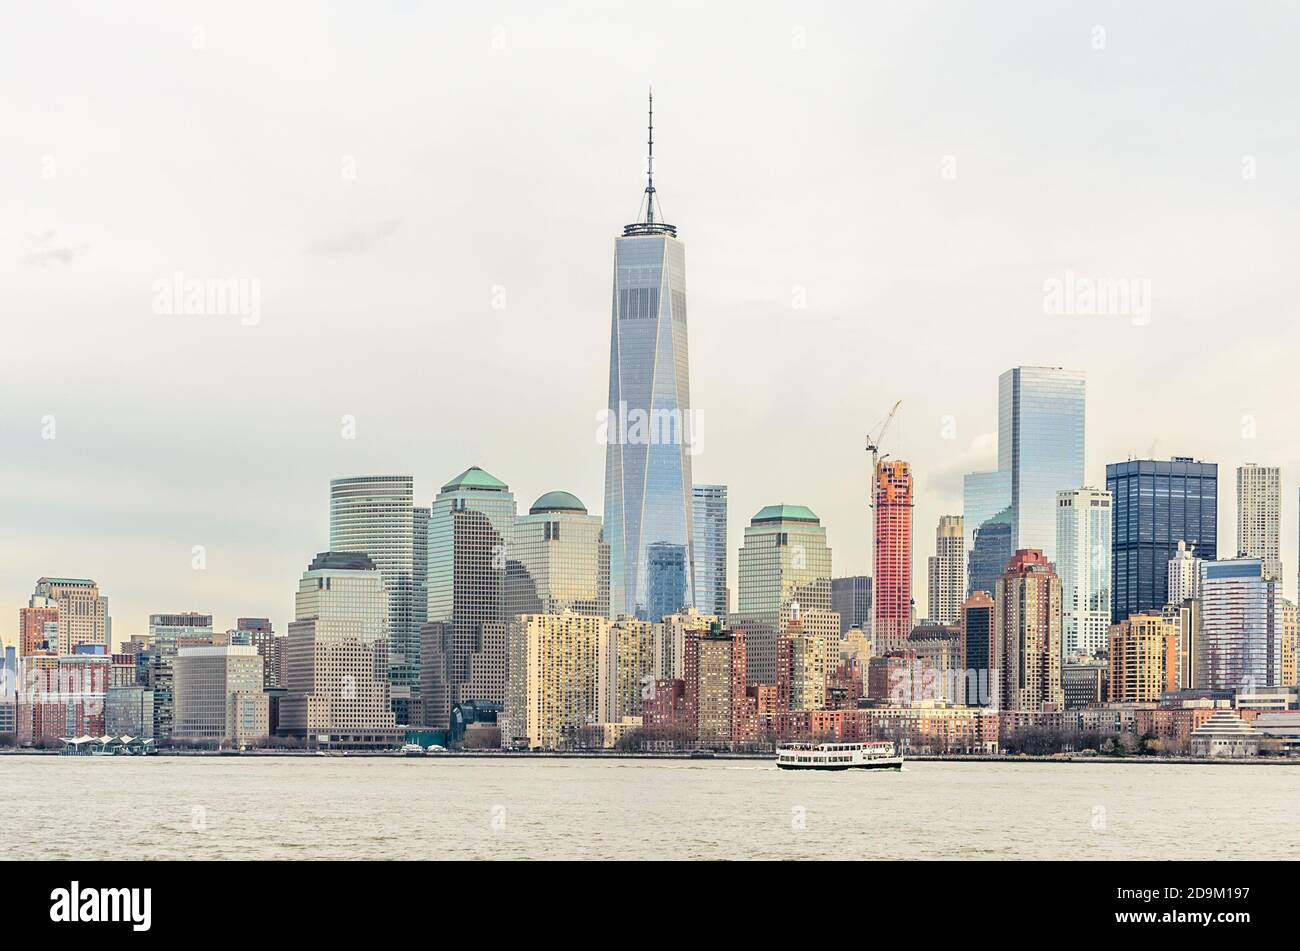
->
775, 740, 903, 771
400, 743, 426, 757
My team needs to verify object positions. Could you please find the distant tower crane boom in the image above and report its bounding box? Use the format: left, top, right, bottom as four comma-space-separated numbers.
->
865, 399, 903, 477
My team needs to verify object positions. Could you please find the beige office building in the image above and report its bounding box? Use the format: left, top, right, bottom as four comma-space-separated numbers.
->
173, 645, 265, 745
33, 577, 109, 654
280, 552, 398, 748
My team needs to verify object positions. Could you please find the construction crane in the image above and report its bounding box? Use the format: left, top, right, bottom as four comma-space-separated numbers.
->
865, 400, 902, 505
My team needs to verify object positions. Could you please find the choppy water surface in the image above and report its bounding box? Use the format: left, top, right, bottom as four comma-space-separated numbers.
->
5, 757, 1296, 860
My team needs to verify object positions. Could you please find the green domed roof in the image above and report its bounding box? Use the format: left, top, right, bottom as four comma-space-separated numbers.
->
530, 490, 587, 515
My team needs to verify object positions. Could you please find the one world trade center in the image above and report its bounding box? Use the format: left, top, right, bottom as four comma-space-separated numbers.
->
602, 92, 696, 620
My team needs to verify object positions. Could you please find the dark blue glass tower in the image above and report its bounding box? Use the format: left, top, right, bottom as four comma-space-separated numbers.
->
1107, 457, 1218, 622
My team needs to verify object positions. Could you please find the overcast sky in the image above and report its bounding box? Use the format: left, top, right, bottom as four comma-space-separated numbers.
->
3, 0, 1299, 642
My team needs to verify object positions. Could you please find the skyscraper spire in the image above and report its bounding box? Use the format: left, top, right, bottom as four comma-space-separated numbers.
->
625, 88, 676, 236
645, 87, 655, 225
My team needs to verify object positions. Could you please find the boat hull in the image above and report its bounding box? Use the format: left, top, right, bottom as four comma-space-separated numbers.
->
777, 758, 903, 771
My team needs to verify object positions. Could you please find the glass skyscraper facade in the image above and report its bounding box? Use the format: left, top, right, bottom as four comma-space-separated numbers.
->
602, 100, 696, 620
998, 367, 1086, 563
692, 484, 728, 618
734, 504, 834, 686
963, 470, 1011, 596
1198, 558, 1283, 690
329, 475, 423, 712
1055, 487, 1112, 658
423, 466, 517, 727
1107, 457, 1218, 622
508, 491, 609, 619
831, 575, 872, 635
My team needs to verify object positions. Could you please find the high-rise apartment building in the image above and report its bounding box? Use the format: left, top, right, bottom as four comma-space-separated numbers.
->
1281, 599, 1298, 689
1055, 487, 1112, 658
776, 616, 828, 712
733, 505, 836, 686
330, 475, 425, 716
508, 491, 609, 619
18, 595, 59, 655
605, 616, 657, 723
603, 95, 696, 620
1108, 457, 1218, 622
653, 608, 717, 682
683, 625, 751, 749
280, 552, 398, 748
831, 575, 871, 637
998, 367, 1086, 562
1198, 558, 1284, 690
961, 592, 995, 706
692, 485, 728, 617
1107, 614, 1177, 703
422, 466, 517, 728
1167, 539, 1201, 606
873, 460, 913, 652
502, 612, 611, 750
1236, 464, 1281, 581
927, 515, 964, 625
992, 549, 1063, 712
32, 577, 109, 654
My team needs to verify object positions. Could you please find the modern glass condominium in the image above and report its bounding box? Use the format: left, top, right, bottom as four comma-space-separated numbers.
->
1198, 558, 1283, 690
1107, 457, 1218, 622
998, 367, 1086, 563
602, 103, 696, 620
692, 485, 728, 617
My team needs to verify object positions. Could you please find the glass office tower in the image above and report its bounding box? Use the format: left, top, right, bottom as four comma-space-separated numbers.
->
963, 470, 1011, 595
1055, 487, 1113, 657
692, 485, 728, 617
998, 367, 1086, 563
1107, 457, 1218, 622
329, 475, 422, 712
734, 505, 834, 686
603, 95, 696, 619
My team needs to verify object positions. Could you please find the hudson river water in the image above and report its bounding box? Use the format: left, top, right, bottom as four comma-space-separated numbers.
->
6, 757, 1297, 860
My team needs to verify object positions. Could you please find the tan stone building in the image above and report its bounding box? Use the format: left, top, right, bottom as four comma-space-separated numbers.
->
503, 612, 611, 749
606, 616, 656, 722
280, 552, 399, 749
173, 645, 264, 746
33, 577, 109, 654
1108, 614, 1177, 703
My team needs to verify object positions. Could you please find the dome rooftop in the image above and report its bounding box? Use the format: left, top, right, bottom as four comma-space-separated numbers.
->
530, 491, 588, 515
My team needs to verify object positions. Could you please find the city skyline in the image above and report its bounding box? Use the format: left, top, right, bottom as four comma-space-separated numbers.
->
5, 3, 1300, 641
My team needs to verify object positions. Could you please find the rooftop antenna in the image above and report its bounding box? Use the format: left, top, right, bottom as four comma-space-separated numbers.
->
624, 88, 676, 237
645, 87, 655, 224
